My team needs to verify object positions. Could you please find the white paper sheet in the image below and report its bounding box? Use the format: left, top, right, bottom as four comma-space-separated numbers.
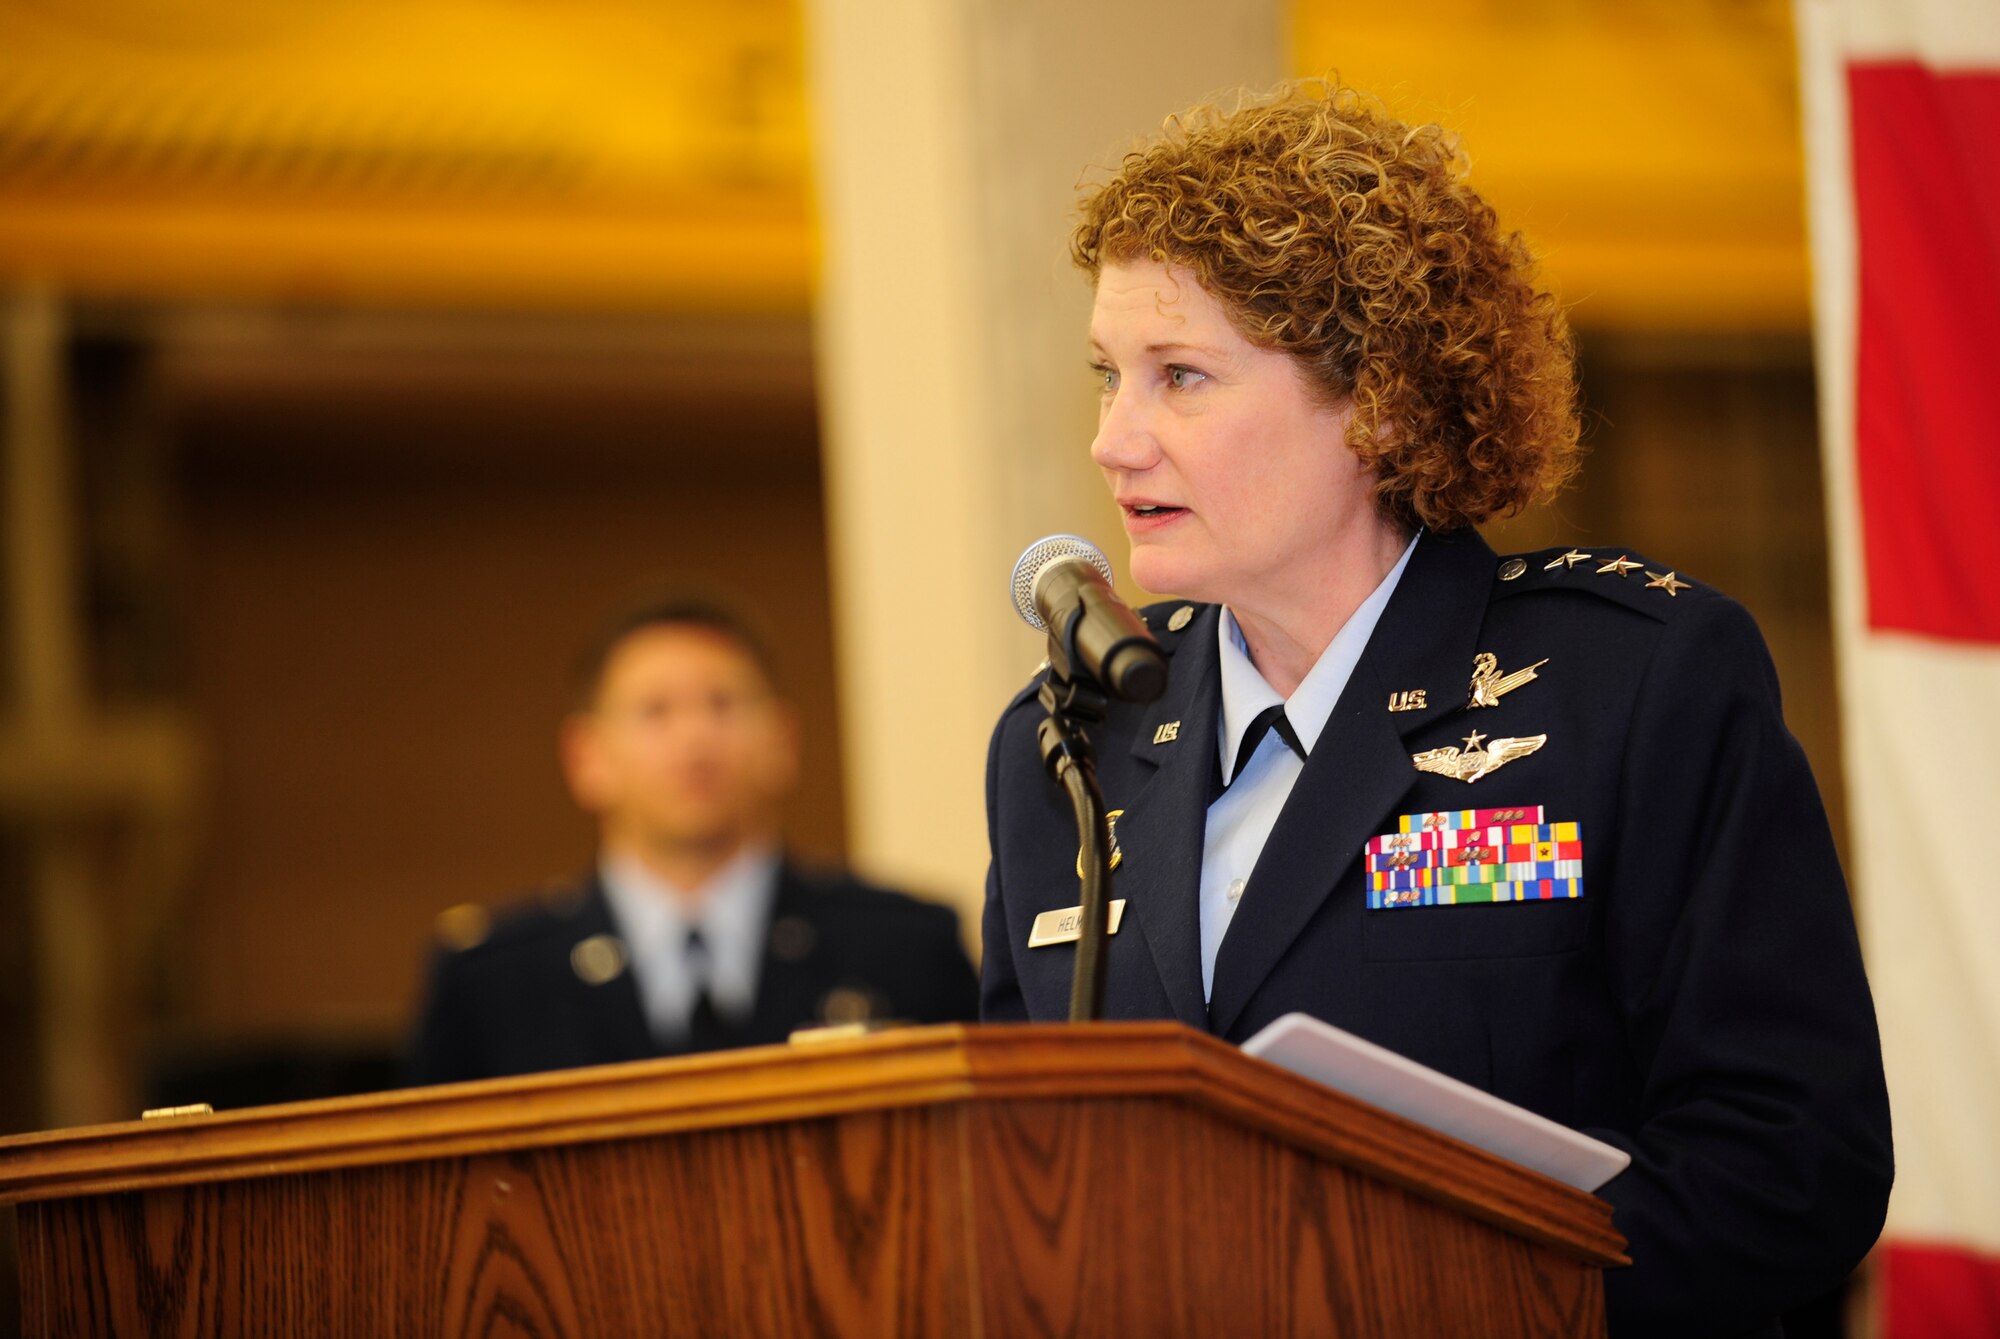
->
1241, 1011, 1632, 1192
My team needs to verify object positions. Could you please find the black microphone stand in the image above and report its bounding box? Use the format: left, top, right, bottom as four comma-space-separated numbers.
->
1036, 662, 1114, 1024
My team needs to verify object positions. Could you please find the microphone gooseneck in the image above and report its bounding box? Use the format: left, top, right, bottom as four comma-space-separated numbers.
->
1008, 534, 1173, 1023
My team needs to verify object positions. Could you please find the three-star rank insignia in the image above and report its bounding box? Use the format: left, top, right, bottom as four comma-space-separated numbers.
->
1411, 731, 1547, 783
1467, 652, 1548, 709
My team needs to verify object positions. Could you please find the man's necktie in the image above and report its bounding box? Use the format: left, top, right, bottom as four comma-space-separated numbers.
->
682, 927, 742, 1054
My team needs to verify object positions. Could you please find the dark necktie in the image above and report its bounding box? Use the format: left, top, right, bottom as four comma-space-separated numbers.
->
682, 928, 742, 1054
1228, 704, 1306, 787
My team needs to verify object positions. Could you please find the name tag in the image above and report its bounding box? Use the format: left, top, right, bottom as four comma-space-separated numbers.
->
1028, 899, 1126, 948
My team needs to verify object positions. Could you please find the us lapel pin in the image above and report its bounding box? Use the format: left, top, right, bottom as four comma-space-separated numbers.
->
569, 934, 627, 985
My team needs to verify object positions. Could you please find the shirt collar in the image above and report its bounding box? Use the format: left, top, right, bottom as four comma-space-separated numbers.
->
1216, 532, 1419, 780
598, 843, 782, 1011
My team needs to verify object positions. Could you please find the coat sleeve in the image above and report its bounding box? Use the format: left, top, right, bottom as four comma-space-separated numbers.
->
1589, 595, 1892, 1335
979, 696, 1032, 1022
909, 901, 982, 1023
405, 948, 488, 1087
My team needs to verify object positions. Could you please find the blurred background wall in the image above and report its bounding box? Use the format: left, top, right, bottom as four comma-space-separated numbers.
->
0, 0, 1832, 1326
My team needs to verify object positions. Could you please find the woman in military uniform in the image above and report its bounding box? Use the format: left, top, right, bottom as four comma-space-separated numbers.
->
979, 83, 1891, 1337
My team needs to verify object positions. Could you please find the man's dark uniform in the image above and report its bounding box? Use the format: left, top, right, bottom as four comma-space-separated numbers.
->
981, 526, 1892, 1338
411, 865, 977, 1085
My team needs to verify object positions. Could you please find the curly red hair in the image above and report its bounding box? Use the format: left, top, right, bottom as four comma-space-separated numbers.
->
1073, 82, 1581, 533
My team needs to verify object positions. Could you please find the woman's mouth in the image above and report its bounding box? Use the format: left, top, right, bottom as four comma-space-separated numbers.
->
1122, 503, 1187, 531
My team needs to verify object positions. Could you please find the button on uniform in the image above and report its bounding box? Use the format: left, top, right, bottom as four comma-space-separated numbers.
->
1226, 878, 1246, 904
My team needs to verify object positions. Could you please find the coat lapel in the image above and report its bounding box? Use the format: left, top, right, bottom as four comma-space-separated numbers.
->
746, 867, 829, 1039
1095, 605, 1222, 1029
1206, 529, 1500, 1036
572, 877, 666, 1061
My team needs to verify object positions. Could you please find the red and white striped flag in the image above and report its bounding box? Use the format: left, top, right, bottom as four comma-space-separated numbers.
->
1796, 1, 2000, 1332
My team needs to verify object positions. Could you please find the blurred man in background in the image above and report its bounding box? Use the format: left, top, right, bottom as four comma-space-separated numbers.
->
408, 594, 978, 1084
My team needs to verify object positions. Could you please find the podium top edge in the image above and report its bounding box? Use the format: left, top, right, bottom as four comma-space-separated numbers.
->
0, 1021, 1625, 1266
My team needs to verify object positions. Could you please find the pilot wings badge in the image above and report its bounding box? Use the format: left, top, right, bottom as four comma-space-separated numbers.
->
1467, 653, 1548, 709
1411, 730, 1547, 784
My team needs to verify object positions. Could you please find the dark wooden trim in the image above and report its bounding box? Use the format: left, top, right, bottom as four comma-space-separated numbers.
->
0, 1022, 1625, 1266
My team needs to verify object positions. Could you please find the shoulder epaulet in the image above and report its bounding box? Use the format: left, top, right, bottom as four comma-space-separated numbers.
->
433, 878, 589, 954
1138, 598, 1211, 646
1491, 546, 1706, 621
1005, 658, 1050, 713
432, 902, 491, 952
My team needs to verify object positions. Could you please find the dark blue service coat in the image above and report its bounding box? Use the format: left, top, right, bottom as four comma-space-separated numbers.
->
411, 864, 978, 1086
980, 526, 1892, 1338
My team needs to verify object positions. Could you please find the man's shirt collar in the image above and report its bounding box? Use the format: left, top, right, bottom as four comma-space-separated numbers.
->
598, 843, 781, 1021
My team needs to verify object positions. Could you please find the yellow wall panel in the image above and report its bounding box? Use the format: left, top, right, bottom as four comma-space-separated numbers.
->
1293, 0, 1809, 330
0, 0, 1811, 323
0, 0, 812, 309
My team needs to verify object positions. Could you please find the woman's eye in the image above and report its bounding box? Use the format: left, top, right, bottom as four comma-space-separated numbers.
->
1166, 365, 1207, 390
1090, 362, 1118, 393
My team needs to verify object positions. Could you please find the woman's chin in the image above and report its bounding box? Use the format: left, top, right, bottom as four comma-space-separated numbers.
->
1128, 547, 1216, 603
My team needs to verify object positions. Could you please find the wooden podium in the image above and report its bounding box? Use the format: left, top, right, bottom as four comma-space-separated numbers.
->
0, 1023, 1626, 1336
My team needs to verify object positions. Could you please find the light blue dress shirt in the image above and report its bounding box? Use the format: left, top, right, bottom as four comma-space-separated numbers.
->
599, 844, 781, 1040
1199, 535, 1418, 1000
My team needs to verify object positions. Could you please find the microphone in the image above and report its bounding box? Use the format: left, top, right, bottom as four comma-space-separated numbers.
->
1010, 535, 1168, 703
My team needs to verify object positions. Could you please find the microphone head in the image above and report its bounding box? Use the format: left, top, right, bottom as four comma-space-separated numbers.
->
1010, 534, 1114, 630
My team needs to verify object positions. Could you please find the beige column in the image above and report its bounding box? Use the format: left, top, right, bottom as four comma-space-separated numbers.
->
2, 291, 199, 1128
3, 290, 118, 1127
803, 4, 1280, 934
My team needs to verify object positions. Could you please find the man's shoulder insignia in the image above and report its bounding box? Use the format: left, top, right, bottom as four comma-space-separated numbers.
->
433, 902, 491, 952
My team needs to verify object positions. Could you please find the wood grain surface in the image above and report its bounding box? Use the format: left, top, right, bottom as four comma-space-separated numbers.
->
22, 1107, 973, 1338
963, 1098, 1602, 1338
6, 1024, 1622, 1337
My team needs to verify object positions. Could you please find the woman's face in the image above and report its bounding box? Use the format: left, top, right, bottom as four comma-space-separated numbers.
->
1089, 259, 1378, 605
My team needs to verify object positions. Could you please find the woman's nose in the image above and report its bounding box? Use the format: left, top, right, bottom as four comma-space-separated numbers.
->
1090, 394, 1159, 472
